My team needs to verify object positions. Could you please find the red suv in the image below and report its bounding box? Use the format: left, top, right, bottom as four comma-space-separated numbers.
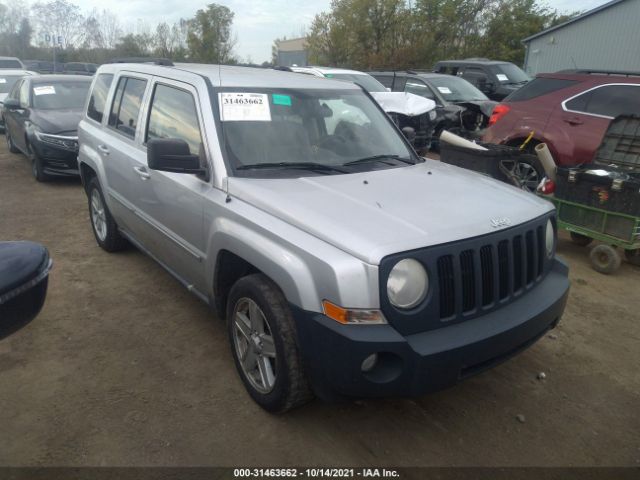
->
483, 70, 640, 171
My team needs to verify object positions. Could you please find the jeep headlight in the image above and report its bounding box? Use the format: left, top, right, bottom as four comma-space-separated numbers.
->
545, 219, 555, 258
387, 259, 428, 309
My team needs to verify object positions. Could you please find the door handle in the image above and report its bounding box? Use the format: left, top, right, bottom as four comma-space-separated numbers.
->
563, 117, 583, 126
133, 166, 151, 180
97, 145, 110, 155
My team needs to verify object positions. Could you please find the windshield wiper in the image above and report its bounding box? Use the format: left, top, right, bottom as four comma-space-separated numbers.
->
236, 162, 348, 174
343, 154, 415, 167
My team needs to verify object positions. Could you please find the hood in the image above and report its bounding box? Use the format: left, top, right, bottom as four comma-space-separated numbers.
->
454, 100, 497, 118
31, 108, 83, 135
227, 161, 553, 265
370, 92, 436, 117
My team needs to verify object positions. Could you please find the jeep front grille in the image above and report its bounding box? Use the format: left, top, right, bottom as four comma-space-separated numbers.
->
436, 224, 546, 320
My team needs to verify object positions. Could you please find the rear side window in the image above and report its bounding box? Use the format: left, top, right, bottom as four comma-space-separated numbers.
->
0, 59, 22, 68
87, 73, 113, 123
373, 75, 393, 88
507, 78, 579, 101
108, 76, 147, 139
568, 84, 640, 118
146, 84, 203, 156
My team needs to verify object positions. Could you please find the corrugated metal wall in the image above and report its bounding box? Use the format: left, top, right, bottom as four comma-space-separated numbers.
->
524, 0, 640, 74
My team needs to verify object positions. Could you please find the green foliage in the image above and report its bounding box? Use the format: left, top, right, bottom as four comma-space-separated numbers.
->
186, 3, 236, 63
307, 0, 581, 69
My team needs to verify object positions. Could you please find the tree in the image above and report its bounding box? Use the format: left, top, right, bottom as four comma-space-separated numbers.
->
186, 3, 236, 63
31, 0, 86, 48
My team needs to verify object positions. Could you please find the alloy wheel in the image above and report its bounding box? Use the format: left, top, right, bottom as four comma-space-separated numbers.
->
90, 189, 108, 241
499, 160, 540, 192
232, 297, 277, 394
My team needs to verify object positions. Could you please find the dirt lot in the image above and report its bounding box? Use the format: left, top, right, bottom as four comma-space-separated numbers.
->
0, 140, 639, 468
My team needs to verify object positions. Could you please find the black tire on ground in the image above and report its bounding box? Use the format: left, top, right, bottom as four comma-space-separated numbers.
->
570, 231, 594, 247
226, 273, 314, 413
624, 248, 640, 267
6, 130, 19, 153
589, 244, 621, 274
87, 177, 127, 252
28, 144, 49, 182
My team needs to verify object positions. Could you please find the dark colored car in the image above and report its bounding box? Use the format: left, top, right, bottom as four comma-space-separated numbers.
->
23, 60, 56, 74
371, 71, 497, 145
2, 74, 92, 181
483, 70, 640, 169
63, 62, 98, 76
434, 59, 531, 101
0, 70, 39, 131
0, 241, 52, 340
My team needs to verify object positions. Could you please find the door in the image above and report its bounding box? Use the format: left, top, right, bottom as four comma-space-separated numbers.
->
552, 83, 640, 164
4, 79, 30, 151
133, 79, 209, 293
100, 73, 151, 239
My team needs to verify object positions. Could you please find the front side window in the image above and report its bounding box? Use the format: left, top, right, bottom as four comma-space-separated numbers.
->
108, 76, 147, 138
217, 88, 416, 177
405, 80, 435, 100
31, 81, 91, 110
146, 84, 203, 157
87, 73, 114, 123
19, 80, 29, 107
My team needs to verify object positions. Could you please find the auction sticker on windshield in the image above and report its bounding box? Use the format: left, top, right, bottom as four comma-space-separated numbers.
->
0, 79, 6, 84
33, 85, 56, 96
437, 87, 452, 94
219, 92, 271, 122
496, 74, 509, 82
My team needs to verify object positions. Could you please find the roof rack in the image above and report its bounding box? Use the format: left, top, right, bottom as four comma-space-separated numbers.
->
558, 69, 640, 77
108, 57, 174, 66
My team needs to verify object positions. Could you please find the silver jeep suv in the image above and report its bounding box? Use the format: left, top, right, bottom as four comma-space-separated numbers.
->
78, 62, 570, 412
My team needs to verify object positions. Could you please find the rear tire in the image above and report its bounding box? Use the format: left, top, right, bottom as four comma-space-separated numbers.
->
624, 249, 640, 267
227, 273, 313, 413
570, 232, 593, 247
498, 157, 543, 192
6, 130, 19, 153
589, 244, 621, 274
87, 177, 127, 252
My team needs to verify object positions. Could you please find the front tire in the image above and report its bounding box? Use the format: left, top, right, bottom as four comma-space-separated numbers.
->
6, 130, 19, 153
227, 274, 313, 413
28, 145, 49, 182
87, 177, 127, 252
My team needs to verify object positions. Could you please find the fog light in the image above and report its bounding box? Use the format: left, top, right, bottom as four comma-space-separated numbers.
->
361, 353, 378, 373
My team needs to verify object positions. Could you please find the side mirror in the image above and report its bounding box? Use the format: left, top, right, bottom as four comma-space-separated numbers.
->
147, 138, 206, 175
3, 98, 20, 110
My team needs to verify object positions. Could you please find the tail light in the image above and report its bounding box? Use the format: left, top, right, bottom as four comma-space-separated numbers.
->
538, 178, 556, 195
488, 104, 510, 126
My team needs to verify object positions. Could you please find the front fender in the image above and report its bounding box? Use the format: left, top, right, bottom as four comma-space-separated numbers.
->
204, 208, 380, 313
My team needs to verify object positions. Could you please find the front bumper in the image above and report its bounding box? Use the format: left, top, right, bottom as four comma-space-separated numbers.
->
292, 258, 569, 400
30, 137, 79, 177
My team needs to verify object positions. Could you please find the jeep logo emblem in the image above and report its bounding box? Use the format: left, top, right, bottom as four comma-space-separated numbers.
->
490, 217, 511, 228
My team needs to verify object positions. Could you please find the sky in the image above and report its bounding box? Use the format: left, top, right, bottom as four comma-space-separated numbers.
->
71, 0, 613, 63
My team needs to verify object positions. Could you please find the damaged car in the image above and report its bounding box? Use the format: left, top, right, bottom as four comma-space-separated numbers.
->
287, 66, 437, 151
371, 71, 497, 148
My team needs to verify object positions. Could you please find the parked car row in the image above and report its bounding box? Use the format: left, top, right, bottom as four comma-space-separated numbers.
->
1, 57, 98, 75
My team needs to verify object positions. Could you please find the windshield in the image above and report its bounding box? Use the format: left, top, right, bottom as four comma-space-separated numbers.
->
0, 75, 22, 94
217, 88, 415, 177
490, 64, 531, 84
326, 73, 387, 93
32, 81, 91, 110
427, 76, 488, 102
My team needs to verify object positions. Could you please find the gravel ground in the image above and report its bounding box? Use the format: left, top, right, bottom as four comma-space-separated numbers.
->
0, 141, 639, 467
